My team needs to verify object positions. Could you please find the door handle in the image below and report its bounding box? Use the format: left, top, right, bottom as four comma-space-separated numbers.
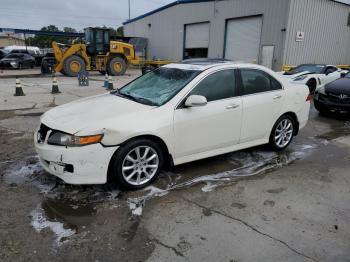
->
273, 95, 282, 100
226, 104, 240, 109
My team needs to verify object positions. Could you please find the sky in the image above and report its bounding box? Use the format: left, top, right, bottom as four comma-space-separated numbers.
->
0, 0, 174, 31
0, 0, 349, 31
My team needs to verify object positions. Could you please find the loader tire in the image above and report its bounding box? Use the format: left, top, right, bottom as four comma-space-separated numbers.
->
63, 55, 86, 77
108, 56, 127, 76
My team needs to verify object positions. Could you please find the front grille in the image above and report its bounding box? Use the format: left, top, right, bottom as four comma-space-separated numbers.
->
326, 92, 350, 104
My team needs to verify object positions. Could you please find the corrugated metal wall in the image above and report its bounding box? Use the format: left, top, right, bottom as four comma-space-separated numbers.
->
283, 0, 350, 66
124, 0, 290, 70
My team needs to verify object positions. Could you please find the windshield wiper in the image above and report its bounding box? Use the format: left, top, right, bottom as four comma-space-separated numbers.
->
116, 92, 157, 106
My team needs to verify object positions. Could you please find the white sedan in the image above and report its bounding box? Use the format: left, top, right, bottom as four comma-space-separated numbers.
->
35, 61, 311, 189
278, 64, 348, 93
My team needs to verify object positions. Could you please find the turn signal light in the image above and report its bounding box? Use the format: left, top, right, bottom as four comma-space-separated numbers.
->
79, 135, 104, 145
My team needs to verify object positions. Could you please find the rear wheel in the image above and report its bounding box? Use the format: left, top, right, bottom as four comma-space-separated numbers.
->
108, 56, 127, 76
269, 115, 295, 150
63, 55, 86, 77
110, 138, 164, 189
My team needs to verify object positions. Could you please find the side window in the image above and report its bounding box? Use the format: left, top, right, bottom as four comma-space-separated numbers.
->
325, 67, 337, 75
240, 69, 281, 95
270, 76, 282, 91
189, 69, 235, 102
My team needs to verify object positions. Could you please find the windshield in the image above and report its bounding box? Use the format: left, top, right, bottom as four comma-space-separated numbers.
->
117, 67, 201, 106
285, 64, 325, 75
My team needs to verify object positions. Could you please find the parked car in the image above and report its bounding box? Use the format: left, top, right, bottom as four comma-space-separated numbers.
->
34, 61, 311, 189
278, 64, 348, 93
4, 46, 44, 66
314, 71, 350, 114
0, 53, 36, 69
41, 52, 57, 74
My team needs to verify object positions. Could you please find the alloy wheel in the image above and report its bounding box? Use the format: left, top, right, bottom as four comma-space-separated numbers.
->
122, 146, 159, 186
274, 119, 293, 148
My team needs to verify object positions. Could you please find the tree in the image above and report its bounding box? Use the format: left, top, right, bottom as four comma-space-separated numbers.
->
116, 26, 124, 37
27, 25, 78, 48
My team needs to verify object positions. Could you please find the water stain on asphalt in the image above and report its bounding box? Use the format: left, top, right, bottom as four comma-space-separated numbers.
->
1, 133, 325, 245
316, 121, 350, 140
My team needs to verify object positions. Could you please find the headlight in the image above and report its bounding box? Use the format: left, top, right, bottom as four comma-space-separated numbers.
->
48, 132, 103, 147
10, 61, 18, 67
293, 75, 308, 81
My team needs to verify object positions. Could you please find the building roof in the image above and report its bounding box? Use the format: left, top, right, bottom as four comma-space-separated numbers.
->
123, 0, 349, 25
123, 0, 215, 25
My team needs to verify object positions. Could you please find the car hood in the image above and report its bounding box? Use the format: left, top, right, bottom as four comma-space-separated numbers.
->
41, 93, 154, 134
325, 78, 350, 95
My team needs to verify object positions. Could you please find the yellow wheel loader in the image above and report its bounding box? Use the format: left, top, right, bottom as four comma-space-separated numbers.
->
52, 27, 141, 77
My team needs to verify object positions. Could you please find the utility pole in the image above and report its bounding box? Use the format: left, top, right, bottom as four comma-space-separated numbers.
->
128, 0, 131, 20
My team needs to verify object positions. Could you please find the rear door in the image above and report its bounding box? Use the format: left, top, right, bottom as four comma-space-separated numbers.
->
173, 69, 242, 158
238, 68, 285, 143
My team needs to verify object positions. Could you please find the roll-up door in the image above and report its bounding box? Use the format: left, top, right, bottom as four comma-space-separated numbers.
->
224, 16, 262, 63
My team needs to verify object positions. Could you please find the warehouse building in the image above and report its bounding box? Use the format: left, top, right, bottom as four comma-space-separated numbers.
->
0, 35, 25, 48
123, 0, 350, 70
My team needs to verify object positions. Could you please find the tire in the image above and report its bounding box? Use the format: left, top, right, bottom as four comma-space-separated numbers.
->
306, 79, 317, 94
108, 56, 127, 76
110, 138, 164, 189
63, 55, 86, 77
269, 115, 295, 151
314, 100, 331, 116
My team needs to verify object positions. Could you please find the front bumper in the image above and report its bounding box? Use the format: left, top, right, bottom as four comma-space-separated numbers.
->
34, 129, 118, 185
0, 61, 18, 69
314, 93, 350, 112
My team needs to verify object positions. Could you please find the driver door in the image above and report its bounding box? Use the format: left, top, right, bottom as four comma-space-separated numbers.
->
173, 69, 242, 159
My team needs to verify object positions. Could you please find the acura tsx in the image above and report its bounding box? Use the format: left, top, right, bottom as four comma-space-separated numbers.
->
35, 60, 311, 189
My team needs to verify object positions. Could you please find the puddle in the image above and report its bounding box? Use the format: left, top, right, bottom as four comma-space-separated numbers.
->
31, 206, 76, 245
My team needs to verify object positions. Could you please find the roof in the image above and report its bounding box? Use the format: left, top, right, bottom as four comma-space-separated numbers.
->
163, 60, 270, 71
123, 0, 215, 25
123, 0, 349, 25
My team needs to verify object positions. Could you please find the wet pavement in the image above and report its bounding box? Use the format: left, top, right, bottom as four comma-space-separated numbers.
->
0, 89, 350, 261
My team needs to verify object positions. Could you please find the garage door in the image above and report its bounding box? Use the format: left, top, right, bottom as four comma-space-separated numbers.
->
224, 16, 262, 63
185, 22, 210, 49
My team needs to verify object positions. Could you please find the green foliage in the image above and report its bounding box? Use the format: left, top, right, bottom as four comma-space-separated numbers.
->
28, 25, 79, 48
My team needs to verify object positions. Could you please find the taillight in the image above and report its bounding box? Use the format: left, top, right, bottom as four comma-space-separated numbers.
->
306, 94, 313, 101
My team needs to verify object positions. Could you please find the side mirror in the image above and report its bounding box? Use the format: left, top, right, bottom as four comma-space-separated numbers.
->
185, 95, 207, 107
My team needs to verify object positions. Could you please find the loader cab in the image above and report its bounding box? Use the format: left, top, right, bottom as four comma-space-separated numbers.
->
85, 27, 110, 56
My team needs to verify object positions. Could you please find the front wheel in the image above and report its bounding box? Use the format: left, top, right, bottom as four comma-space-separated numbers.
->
269, 115, 295, 150
110, 139, 164, 189
306, 79, 317, 94
63, 55, 86, 77
108, 56, 127, 76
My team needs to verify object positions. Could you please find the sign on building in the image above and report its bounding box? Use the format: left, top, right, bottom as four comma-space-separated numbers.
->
296, 31, 305, 42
